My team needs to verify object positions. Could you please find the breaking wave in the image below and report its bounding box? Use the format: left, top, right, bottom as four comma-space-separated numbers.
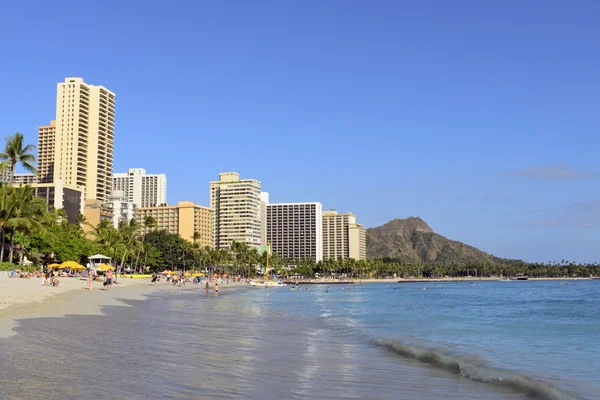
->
375, 338, 577, 400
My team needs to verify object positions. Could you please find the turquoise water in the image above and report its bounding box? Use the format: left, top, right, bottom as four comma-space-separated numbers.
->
253, 280, 600, 399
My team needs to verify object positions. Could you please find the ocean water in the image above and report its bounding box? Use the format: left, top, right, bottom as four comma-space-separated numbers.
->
0, 280, 598, 399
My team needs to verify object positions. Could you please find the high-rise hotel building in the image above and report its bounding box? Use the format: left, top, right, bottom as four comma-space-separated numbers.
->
210, 172, 266, 250
38, 120, 56, 183
113, 168, 167, 208
322, 210, 367, 261
136, 201, 213, 246
53, 77, 115, 202
266, 198, 323, 262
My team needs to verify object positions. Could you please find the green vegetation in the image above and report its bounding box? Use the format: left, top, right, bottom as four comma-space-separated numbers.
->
277, 258, 599, 279
0, 132, 37, 178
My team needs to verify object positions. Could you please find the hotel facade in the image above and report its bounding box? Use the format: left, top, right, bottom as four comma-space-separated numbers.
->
53, 77, 115, 202
266, 200, 323, 262
112, 168, 167, 208
322, 210, 367, 261
210, 172, 265, 250
136, 201, 213, 247
37, 120, 56, 183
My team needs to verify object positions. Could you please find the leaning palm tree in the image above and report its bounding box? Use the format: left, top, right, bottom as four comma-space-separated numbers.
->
0, 133, 37, 181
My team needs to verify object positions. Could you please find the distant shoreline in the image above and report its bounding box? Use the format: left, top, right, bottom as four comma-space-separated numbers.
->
284, 277, 596, 284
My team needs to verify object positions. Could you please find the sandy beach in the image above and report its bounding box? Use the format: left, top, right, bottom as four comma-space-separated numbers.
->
0, 276, 243, 338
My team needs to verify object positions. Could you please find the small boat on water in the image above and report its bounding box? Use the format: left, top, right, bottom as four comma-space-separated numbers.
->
249, 279, 286, 288
498, 278, 512, 281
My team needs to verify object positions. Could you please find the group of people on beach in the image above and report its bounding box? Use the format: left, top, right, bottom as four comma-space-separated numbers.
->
85, 268, 113, 291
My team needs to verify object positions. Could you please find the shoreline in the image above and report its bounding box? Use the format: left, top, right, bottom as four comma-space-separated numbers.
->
284, 276, 594, 284
0, 277, 243, 338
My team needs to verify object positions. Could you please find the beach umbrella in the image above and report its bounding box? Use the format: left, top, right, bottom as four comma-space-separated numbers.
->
161, 270, 171, 274
192, 273, 204, 277
169, 271, 178, 275
184, 272, 191, 277
96, 264, 114, 271
61, 261, 84, 269
48, 263, 61, 269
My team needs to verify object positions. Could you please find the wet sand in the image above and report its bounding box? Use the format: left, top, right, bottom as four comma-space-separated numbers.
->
0, 277, 243, 338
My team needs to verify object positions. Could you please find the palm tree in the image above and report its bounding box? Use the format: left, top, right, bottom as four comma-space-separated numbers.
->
117, 218, 140, 273
95, 224, 121, 265
192, 231, 202, 247
4, 186, 47, 264
0, 185, 17, 262
133, 216, 157, 271
0, 133, 37, 181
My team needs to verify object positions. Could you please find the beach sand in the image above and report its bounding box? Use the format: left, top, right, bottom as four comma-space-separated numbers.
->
0, 276, 242, 338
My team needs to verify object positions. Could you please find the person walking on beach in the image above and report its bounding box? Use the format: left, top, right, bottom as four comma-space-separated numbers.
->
214, 282, 219, 297
87, 268, 94, 291
105, 269, 114, 290
205, 282, 209, 297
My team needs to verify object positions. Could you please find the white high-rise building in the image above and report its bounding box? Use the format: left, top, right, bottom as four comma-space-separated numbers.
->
54, 77, 115, 202
12, 173, 38, 185
112, 168, 167, 208
106, 190, 136, 229
266, 198, 323, 262
210, 172, 265, 250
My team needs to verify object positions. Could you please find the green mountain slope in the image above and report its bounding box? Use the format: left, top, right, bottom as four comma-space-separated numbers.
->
366, 217, 505, 263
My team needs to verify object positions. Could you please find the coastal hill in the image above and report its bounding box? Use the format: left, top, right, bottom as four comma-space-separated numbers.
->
366, 217, 505, 263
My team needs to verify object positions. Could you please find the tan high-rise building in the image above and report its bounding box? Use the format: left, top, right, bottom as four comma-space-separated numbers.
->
38, 120, 56, 183
136, 201, 213, 246
210, 172, 266, 250
54, 77, 115, 202
322, 210, 366, 261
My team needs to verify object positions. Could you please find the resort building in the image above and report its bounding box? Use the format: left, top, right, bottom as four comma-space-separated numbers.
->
83, 199, 113, 238
266, 199, 323, 262
53, 77, 115, 202
106, 190, 136, 229
136, 201, 213, 246
38, 120, 56, 183
12, 173, 38, 185
209, 172, 266, 250
0, 168, 11, 183
112, 168, 167, 208
322, 210, 367, 261
30, 180, 84, 225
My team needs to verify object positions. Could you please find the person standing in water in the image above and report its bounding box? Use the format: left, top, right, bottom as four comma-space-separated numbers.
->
214, 282, 219, 297
205, 282, 209, 297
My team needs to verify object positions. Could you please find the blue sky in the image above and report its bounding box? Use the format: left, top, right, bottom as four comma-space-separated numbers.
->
1, 0, 598, 262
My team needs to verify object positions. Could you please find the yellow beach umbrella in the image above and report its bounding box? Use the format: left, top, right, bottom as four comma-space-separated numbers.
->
192, 273, 204, 277
169, 271, 178, 275
48, 263, 61, 269
161, 270, 171, 274
61, 261, 84, 269
97, 264, 114, 271
184, 272, 191, 277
